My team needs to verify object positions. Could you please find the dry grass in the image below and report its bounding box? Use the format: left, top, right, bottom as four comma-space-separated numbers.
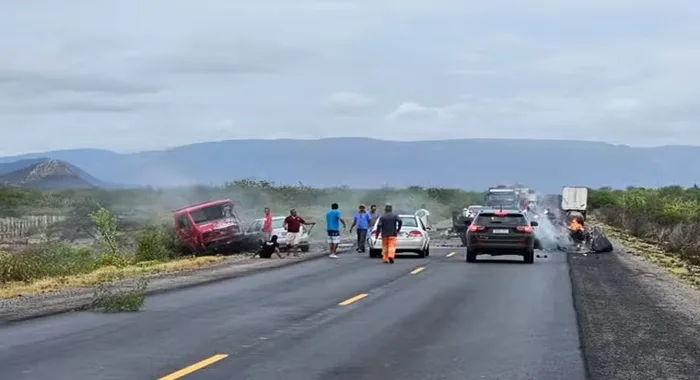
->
0, 255, 227, 299
597, 221, 700, 289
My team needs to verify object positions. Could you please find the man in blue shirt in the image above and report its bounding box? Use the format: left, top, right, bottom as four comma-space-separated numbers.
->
326, 203, 346, 259
349, 204, 371, 253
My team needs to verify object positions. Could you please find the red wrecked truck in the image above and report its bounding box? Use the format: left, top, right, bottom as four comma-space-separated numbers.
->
174, 199, 253, 254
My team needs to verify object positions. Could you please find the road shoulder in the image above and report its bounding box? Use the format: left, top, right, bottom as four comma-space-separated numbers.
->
0, 252, 327, 324
569, 239, 700, 379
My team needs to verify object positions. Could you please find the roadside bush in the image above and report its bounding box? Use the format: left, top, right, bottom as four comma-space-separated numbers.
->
134, 226, 170, 262
94, 252, 131, 268
92, 278, 148, 313
90, 207, 119, 256
589, 186, 700, 265
0, 243, 95, 283
155, 223, 190, 258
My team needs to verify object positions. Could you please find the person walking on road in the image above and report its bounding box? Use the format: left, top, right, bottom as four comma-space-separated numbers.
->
375, 204, 402, 264
262, 207, 273, 242
349, 204, 371, 253
283, 209, 314, 257
326, 203, 346, 259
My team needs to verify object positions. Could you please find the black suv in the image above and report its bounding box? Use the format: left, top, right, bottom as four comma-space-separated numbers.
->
465, 209, 539, 264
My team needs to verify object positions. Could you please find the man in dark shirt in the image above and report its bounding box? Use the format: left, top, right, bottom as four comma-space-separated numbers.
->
375, 204, 402, 264
254, 235, 284, 259
283, 209, 314, 257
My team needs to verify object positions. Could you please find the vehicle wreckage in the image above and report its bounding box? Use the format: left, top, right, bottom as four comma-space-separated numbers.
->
559, 218, 613, 253
173, 199, 259, 255
557, 186, 613, 253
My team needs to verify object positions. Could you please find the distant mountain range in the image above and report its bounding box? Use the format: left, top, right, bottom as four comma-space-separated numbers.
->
1, 138, 699, 192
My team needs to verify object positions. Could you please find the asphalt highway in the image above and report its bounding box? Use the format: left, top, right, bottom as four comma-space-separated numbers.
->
0, 247, 586, 380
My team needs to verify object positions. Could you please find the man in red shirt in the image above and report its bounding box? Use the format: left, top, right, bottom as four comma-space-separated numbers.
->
262, 207, 273, 241
283, 209, 314, 256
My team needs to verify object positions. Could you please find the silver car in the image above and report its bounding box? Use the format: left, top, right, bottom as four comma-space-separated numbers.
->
245, 216, 311, 252
367, 214, 431, 258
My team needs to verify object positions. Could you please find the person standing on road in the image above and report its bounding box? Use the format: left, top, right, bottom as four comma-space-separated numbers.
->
326, 203, 346, 259
375, 204, 402, 264
368, 204, 378, 231
262, 207, 273, 242
283, 209, 314, 257
349, 204, 371, 253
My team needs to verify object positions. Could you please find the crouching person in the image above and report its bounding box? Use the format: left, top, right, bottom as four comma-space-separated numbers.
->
254, 235, 284, 259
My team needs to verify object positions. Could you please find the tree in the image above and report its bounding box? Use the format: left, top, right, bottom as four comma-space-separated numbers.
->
90, 207, 119, 256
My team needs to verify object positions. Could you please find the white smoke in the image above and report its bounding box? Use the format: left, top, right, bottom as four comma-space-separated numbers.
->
528, 191, 573, 250
533, 215, 562, 250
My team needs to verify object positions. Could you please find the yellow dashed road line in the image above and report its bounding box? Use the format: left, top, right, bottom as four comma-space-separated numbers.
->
339, 293, 369, 306
158, 354, 229, 380
446, 252, 456, 257
410, 266, 425, 275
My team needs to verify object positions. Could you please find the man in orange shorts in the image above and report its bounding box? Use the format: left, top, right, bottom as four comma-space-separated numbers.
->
375, 204, 403, 263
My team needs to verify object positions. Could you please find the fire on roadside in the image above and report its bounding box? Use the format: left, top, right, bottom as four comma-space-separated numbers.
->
568, 218, 584, 232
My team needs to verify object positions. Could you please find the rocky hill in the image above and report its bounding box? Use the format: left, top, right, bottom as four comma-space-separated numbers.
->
0, 159, 102, 190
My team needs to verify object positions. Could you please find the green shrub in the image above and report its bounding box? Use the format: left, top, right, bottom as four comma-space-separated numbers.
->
90, 207, 119, 256
94, 252, 131, 268
92, 278, 148, 313
589, 185, 700, 265
0, 243, 96, 283
134, 226, 169, 262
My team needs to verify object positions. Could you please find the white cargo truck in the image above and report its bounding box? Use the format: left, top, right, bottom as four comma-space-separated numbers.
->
561, 186, 588, 221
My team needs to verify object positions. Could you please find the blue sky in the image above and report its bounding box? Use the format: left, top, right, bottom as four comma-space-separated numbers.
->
1, 0, 699, 155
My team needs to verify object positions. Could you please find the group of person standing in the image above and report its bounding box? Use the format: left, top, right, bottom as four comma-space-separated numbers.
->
255, 203, 404, 263
325, 202, 404, 263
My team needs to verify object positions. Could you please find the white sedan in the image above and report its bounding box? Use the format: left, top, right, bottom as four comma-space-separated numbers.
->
367, 214, 431, 258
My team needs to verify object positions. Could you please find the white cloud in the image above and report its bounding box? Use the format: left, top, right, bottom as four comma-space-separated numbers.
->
386, 102, 453, 122
1, 0, 700, 154
324, 92, 374, 113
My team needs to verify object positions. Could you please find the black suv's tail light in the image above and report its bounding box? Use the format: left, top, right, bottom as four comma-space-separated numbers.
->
516, 225, 533, 233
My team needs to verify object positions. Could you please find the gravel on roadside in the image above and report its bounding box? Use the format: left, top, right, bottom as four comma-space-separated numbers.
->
569, 238, 700, 380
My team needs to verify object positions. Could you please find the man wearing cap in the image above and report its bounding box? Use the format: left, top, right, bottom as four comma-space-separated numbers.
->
375, 204, 402, 264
